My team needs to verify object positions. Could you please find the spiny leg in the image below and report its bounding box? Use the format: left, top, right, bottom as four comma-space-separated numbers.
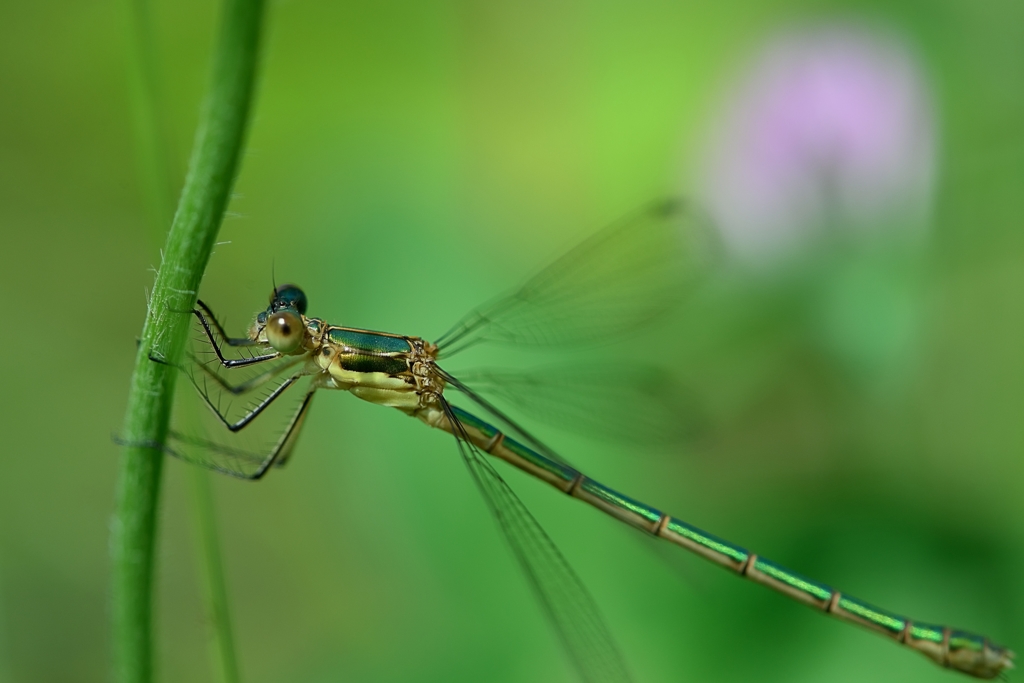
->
162, 388, 316, 480
268, 388, 316, 469
196, 299, 260, 347
190, 353, 305, 395
147, 348, 303, 399
195, 371, 304, 432
193, 306, 280, 368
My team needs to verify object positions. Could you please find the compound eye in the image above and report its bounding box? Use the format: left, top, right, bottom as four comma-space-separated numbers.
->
266, 310, 304, 353
272, 284, 308, 315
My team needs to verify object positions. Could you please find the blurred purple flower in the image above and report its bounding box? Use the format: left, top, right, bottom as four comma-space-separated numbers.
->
697, 24, 937, 262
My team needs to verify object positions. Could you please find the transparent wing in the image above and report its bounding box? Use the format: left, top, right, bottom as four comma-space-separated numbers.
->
439, 398, 633, 683
161, 312, 318, 480
439, 367, 708, 590
435, 199, 716, 356
456, 365, 705, 446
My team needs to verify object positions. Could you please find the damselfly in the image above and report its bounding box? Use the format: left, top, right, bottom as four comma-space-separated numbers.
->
156, 200, 1013, 681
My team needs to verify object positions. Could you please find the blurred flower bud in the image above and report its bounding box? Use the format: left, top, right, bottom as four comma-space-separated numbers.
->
697, 23, 937, 264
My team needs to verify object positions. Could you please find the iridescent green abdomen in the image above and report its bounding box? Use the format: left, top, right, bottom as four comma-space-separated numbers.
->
422, 405, 1015, 680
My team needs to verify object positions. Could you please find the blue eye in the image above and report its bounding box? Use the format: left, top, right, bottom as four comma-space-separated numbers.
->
271, 284, 308, 315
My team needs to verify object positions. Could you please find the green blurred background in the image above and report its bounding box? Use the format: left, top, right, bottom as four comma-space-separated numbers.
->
1, 1, 1022, 682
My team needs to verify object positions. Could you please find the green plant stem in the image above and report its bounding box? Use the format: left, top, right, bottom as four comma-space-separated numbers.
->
112, 2, 265, 682
190, 469, 240, 683
122, 0, 245, 681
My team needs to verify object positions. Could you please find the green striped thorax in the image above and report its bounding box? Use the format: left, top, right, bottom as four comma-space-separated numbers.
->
247, 284, 443, 412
